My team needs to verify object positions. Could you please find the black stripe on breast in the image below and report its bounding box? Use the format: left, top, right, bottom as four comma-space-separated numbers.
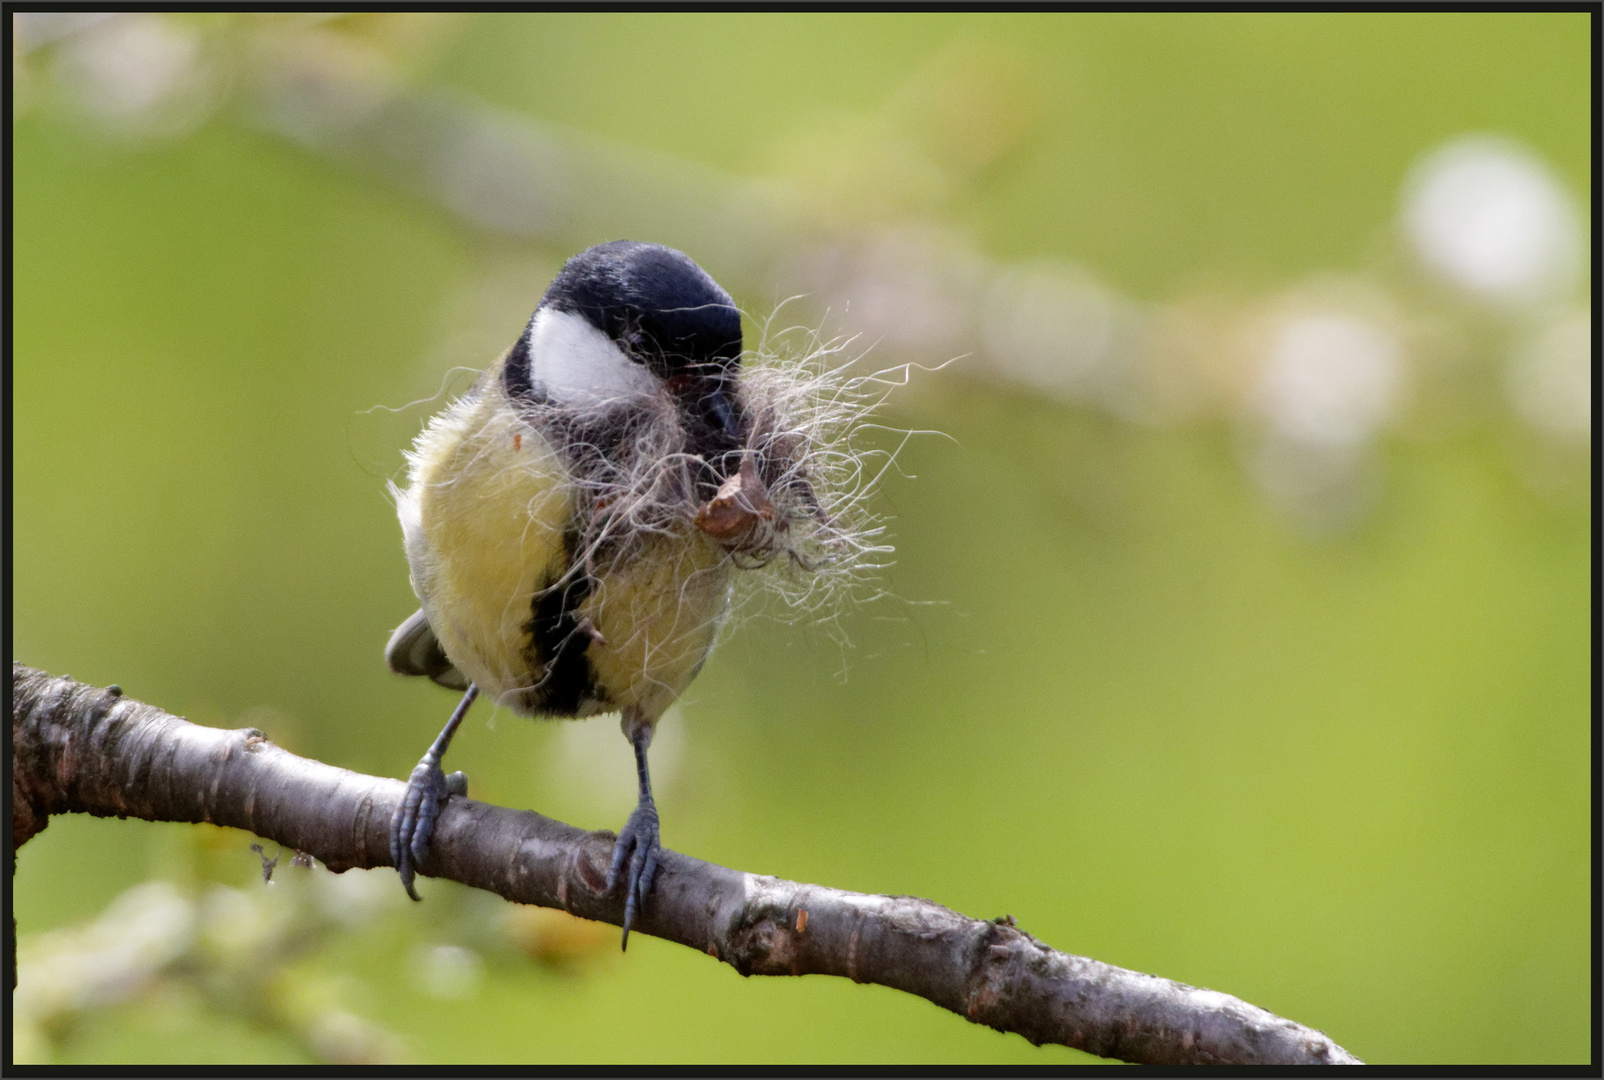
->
524, 529, 600, 716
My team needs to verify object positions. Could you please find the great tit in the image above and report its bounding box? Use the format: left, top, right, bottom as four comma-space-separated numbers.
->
386, 241, 754, 946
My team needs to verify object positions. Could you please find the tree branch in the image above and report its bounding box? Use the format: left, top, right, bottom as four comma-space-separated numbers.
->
11, 663, 1360, 1065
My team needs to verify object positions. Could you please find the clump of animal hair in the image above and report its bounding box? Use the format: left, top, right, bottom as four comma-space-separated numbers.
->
536, 318, 904, 622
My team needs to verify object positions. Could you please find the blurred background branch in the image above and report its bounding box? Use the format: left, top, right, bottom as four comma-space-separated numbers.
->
12, 11, 1591, 532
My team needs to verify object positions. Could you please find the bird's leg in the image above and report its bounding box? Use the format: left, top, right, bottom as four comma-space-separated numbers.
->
391, 684, 478, 901
606, 707, 661, 950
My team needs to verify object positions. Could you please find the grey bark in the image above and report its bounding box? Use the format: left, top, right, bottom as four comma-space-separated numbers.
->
11, 663, 1361, 1065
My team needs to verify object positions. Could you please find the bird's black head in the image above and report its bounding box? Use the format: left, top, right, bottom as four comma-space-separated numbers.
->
509, 241, 745, 461
544, 241, 742, 379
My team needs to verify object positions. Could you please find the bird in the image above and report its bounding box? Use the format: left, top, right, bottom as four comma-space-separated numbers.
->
385, 240, 757, 948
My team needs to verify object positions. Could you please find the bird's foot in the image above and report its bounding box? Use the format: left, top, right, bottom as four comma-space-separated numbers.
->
606, 796, 661, 950
390, 758, 468, 901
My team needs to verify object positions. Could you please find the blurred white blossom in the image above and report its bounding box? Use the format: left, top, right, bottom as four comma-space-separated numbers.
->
1402, 136, 1582, 307
12, 12, 123, 53
51, 13, 215, 137
981, 260, 1147, 414
1254, 311, 1406, 452
1242, 285, 1408, 532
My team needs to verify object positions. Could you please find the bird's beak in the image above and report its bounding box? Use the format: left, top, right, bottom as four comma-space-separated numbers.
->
703, 385, 741, 447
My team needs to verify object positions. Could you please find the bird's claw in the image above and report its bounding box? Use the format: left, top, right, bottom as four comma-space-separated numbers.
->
606, 797, 661, 950
391, 758, 465, 901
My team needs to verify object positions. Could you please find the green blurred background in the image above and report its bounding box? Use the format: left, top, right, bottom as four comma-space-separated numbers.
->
11, 12, 1591, 1066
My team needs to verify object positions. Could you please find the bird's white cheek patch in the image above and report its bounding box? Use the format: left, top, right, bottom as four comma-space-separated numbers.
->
528, 308, 661, 407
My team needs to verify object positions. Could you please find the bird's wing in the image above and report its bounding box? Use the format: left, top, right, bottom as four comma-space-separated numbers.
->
385, 608, 470, 691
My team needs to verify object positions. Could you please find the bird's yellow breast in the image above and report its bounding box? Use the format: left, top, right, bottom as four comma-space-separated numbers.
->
396, 381, 730, 723
579, 525, 730, 722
